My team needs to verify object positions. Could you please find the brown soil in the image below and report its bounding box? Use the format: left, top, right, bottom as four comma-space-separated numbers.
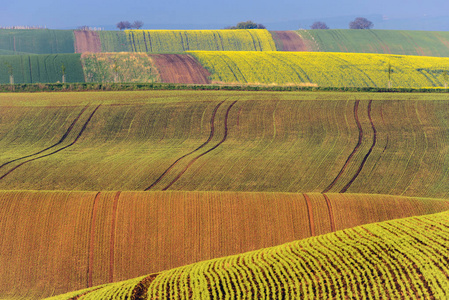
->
151, 54, 211, 84
74, 30, 102, 53
271, 31, 314, 51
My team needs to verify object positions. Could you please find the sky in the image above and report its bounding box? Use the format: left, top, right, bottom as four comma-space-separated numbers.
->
1, 0, 449, 30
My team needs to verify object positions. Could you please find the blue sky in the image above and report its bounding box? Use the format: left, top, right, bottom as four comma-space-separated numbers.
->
1, 0, 449, 30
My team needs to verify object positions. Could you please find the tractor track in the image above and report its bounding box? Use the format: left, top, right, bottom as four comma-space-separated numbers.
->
109, 191, 121, 283
322, 194, 336, 232
87, 192, 101, 288
322, 100, 362, 193
0, 105, 101, 181
340, 100, 377, 193
162, 100, 238, 190
0, 104, 89, 171
145, 101, 225, 191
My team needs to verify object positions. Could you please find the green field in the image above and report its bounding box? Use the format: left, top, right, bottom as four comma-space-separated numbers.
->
1, 91, 449, 198
97, 31, 131, 52
299, 29, 449, 56
191, 51, 449, 87
0, 54, 85, 84
0, 29, 75, 54
46, 209, 449, 299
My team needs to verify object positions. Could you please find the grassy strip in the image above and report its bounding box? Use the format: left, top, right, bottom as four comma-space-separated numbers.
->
2, 82, 449, 93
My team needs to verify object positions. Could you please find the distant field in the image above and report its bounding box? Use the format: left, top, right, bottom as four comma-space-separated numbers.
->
191, 51, 449, 88
125, 29, 277, 52
0, 29, 75, 54
300, 29, 449, 57
0, 54, 84, 84
0, 190, 447, 299
1, 91, 449, 198
81, 53, 159, 83
46, 209, 449, 299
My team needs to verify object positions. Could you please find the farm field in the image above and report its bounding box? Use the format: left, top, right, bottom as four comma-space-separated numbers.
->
0, 53, 84, 84
299, 29, 449, 57
190, 51, 449, 88
2, 91, 449, 197
46, 209, 449, 300
0, 190, 448, 299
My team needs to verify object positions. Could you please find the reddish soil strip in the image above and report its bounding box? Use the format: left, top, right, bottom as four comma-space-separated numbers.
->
0, 105, 101, 181
130, 273, 160, 300
145, 101, 225, 190
0, 104, 89, 171
271, 31, 313, 51
74, 30, 102, 53
151, 54, 211, 84
109, 191, 121, 283
163, 101, 238, 190
322, 100, 362, 193
303, 194, 315, 236
340, 100, 377, 193
322, 194, 336, 232
87, 192, 101, 288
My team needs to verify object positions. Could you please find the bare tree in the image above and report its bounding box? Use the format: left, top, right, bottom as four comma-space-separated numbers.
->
349, 17, 373, 29
132, 21, 144, 29
310, 22, 329, 29
117, 21, 132, 30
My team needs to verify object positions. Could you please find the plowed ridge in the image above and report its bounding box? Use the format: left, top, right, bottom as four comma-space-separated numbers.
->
151, 54, 210, 84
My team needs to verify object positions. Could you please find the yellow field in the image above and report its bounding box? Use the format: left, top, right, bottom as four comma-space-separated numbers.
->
125, 29, 277, 52
190, 51, 449, 88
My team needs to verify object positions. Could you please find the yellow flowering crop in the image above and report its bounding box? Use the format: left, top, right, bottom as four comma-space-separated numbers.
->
125, 29, 276, 52
190, 51, 449, 88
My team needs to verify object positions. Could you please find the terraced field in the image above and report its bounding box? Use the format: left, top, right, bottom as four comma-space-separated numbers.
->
45, 209, 449, 299
190, 51, 449, 88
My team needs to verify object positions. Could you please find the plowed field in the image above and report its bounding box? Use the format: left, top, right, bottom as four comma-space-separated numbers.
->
74, 30, 101, 53
151, 54, 210, 84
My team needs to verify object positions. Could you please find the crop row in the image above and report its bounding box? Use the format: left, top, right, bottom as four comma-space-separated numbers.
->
125, 29, 277, 52
190, 51, 449, 88
1, 190, 447, 299
46, 209, 449, 299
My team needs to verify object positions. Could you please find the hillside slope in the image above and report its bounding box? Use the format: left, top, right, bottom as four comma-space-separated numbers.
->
2, 91, 449, 197
0, 190, 447, 299
46, 209, 449, 299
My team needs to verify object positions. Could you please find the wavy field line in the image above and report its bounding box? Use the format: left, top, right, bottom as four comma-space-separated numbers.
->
144, 101, 225, 191
162, 101, 237, 190
322, 100, 362, 193
340, 100, 377, 193
0, 105, 101, 181
0, 104, 89, 171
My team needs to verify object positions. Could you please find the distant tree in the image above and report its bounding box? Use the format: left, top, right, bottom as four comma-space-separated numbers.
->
226, 20, 266, 29
310, 22, 329, 29
349, 17, 373, 29
132, 21, 144, 29
77, 25, 90, 31
117, 21, 132, 30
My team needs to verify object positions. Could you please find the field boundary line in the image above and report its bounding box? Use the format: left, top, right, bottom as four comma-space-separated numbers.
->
0, 104, 89, 171
322, 194, 336, 232
340, 99, 377, 192
322, 100, 362, 193
144, 100, 225, 190
163, 100, 238, 190
303, 193, 315, 236
87, 192, 101, 288
0, 105, 101, 181
109, 191, 121, 283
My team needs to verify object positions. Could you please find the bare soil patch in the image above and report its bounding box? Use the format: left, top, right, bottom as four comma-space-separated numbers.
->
151, 54, 210, 84
271, 31, 314, 51
74, 30, 102, 53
